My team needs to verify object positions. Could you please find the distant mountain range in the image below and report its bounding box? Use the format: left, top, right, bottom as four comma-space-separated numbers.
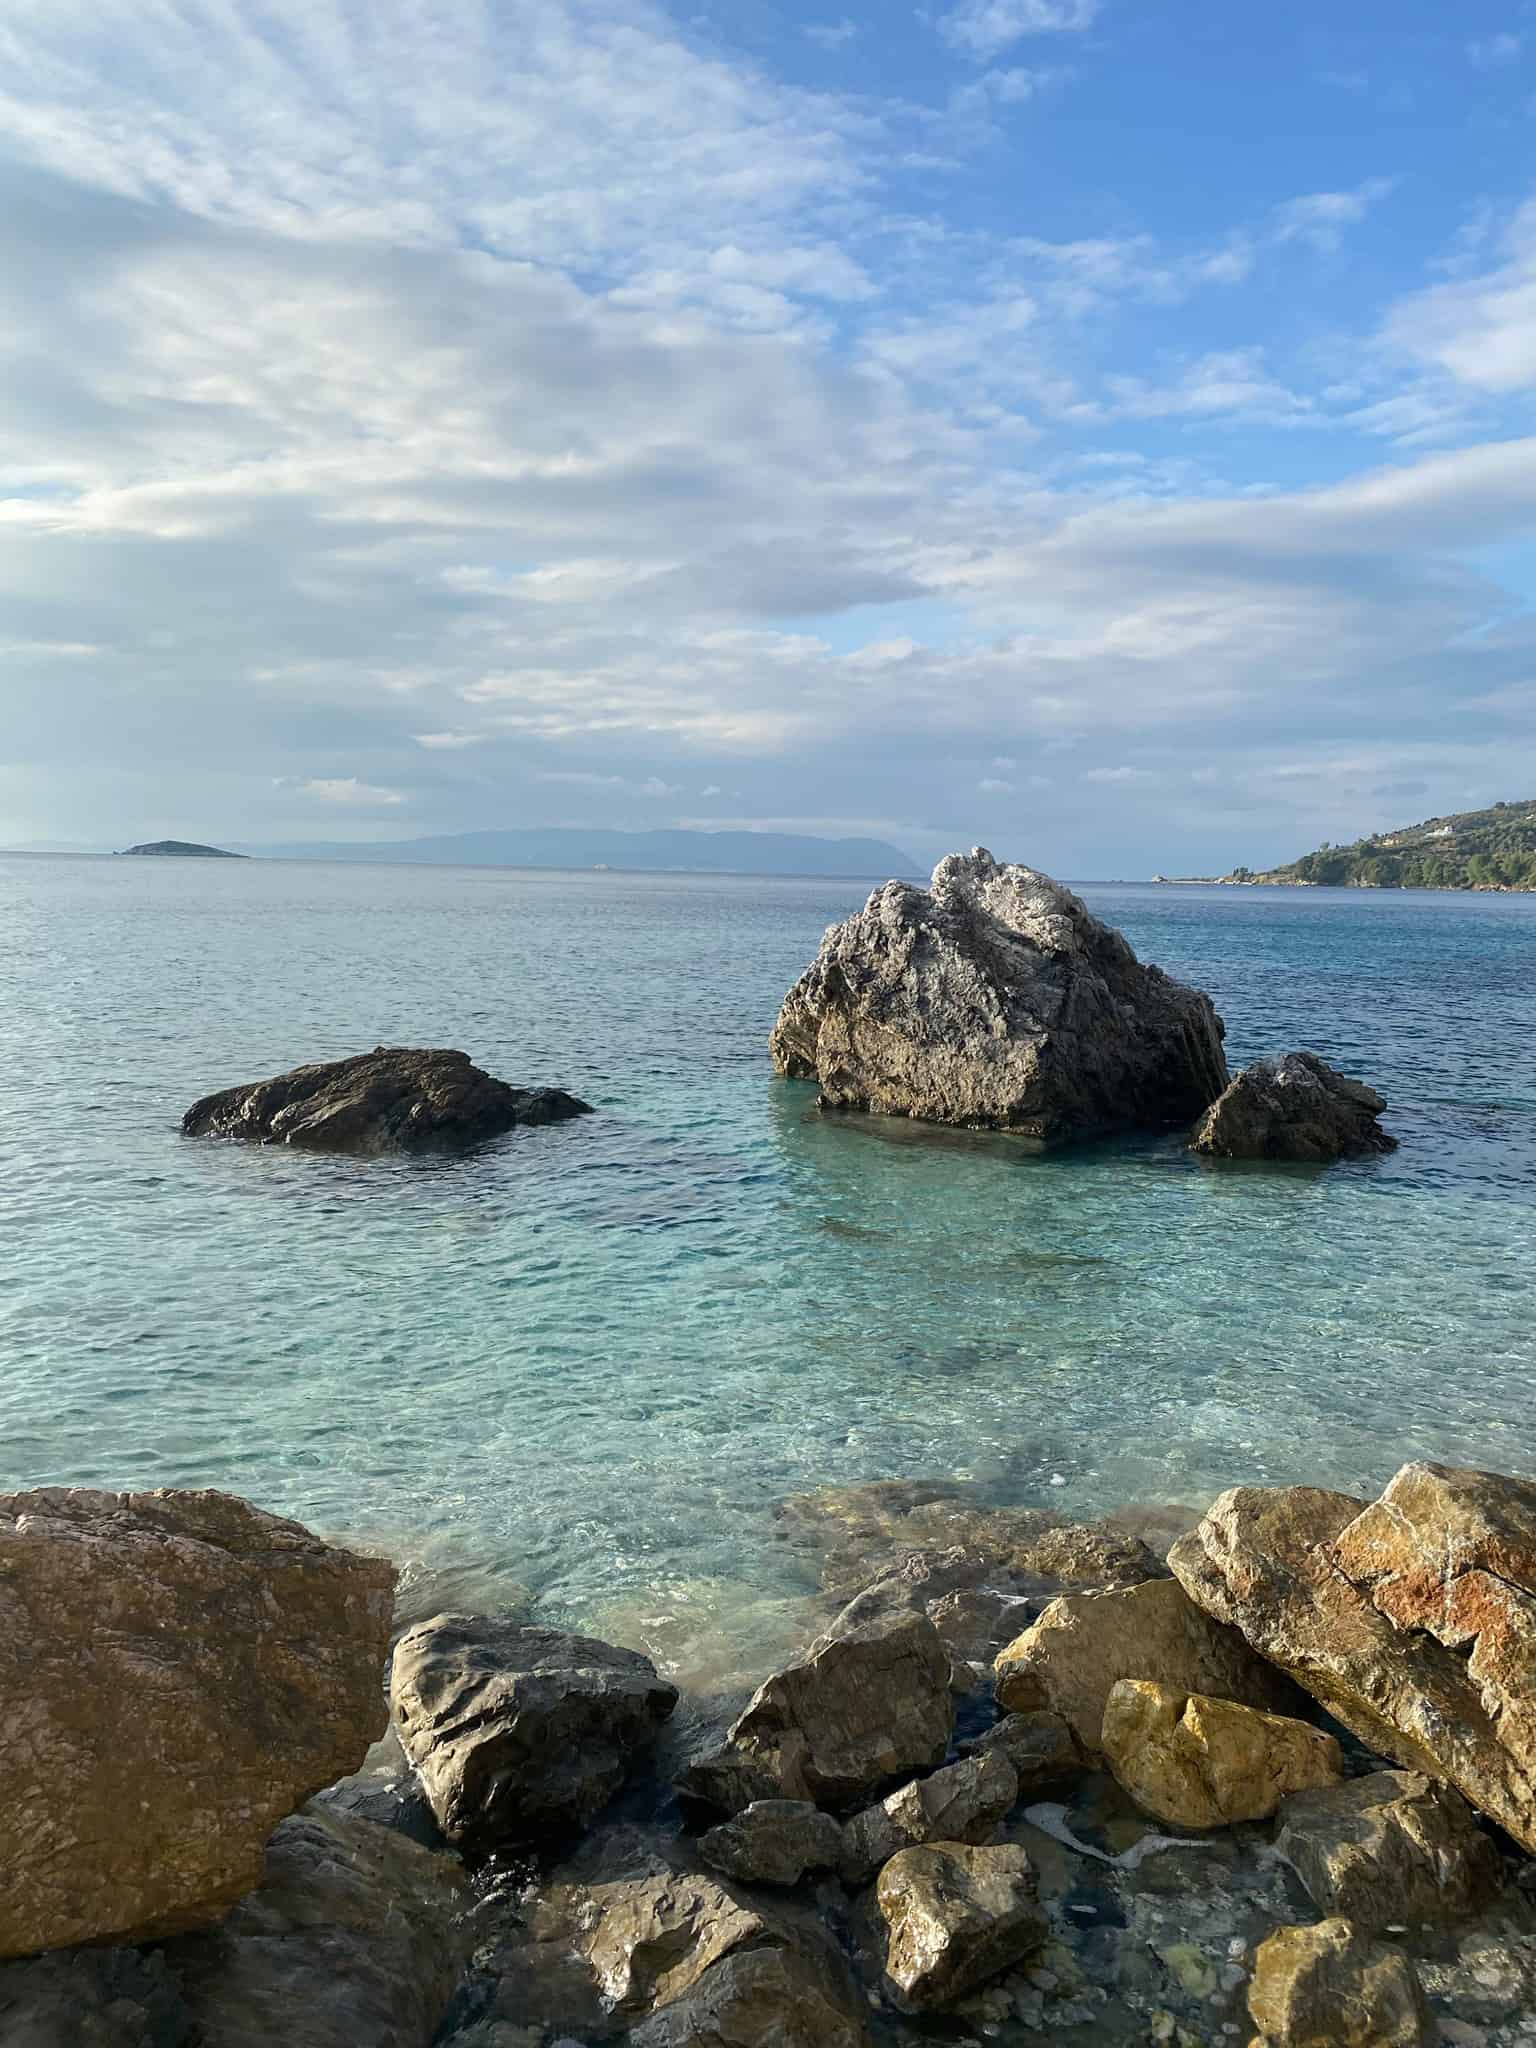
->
1213, 799, 1536, 891
227, 827, 918, 878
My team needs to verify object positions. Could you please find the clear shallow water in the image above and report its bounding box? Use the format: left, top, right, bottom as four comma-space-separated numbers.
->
2, 855, 1533, 1683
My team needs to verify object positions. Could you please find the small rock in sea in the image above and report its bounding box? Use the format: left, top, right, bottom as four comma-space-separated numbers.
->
679, 1609, 954, 1816
1170, 1461, 1536, 1855
1100, 1680, 1343, 1829
627, 1944, 873, 2048
0, 1487, 393, 1958
876, 1841, 1050, 2010
699, 1801, 844, 1889
993, 1575, 1301, 1756
962, 1711, 1083, 1794
181, 1045, 591, 1154
1275, 1770, 1504, 1931
1247, 1918, 1434, 2048
840, 1751, 1019, 1885
770, 847, 1228, 1144
1191, 1049, 1397, 1161
389, 1615, 678, 1851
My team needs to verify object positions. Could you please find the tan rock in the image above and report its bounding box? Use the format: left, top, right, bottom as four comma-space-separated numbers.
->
1276, 1771, 1503, 1930
993, 1576, 1299, 1753
1247, 1919, 1434, 2047
1101, 1681, 1342, 1827
0, 1488, 393, 1959
877, 1841, 1049, 2009
840, 1750, 1018, 1883
580, 1873, 768, 2013
1170, 1463, 1536, 1853
680, 1610, 953, 1814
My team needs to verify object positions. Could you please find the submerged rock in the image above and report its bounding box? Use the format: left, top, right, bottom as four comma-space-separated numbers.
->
770, 848, 1227, 1143
181, 1045, 591, 1154
876, 1842, 1049, 2009
1100, 1681, 1343, 1829
1247, 1918, 1434, 2048
1191, 1050, 1397, 1161
0, 1488, 393, 1959
389, 1615, 677, 1851
1169, 1462, 1536, 1854
680, 1610, 954, 1815
993, 1576, 1300, 1755
1275, 1771, 1503, 1931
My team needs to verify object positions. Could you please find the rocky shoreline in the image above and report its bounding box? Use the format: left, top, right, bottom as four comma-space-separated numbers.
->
3, 1463, 1533, 2048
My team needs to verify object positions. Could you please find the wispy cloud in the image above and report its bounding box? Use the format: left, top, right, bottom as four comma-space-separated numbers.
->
935, 0, 1100, 62
1467, 32, 1522, 67
1272, 177, 1397, 253
805, 18, 859, 50
294, 778, 406, 806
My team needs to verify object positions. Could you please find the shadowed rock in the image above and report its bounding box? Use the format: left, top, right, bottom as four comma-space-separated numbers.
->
840, 1751, 1019, 1885
1247, 1919, 1434, 2048
1191, 1050, 1397, 1161
0, 1488, 393, 1959
1276, 1771, 1503, 1931
770, 848, 1227, 1144
699, 1803, 844, 1889
181, 1045, 591, 1153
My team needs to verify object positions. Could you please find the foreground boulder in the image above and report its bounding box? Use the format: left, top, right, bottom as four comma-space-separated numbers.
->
993, 1576, 1300, 1754
1276, 1770, 1503, 1930
1191, 1051, 1397, 1161
876, 1842, 1049, 2009
167, 1808, 472, 2048
0, 1488, 393, 1958
680, 1610, 953, 1815
1247, 1919, 1433, 2048
1170, 1461, 1536, 1854
770, 849, 1227, 1143
390, 1616, 677, 1850
181, 1046, 591, 1153
1101, 1681, 1342, 1828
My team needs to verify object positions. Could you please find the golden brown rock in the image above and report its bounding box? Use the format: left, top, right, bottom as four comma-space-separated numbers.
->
993, 1576, 1300, 1754
876, 1841, 1049, 2010
1247, 1919, 1434, 2047
1170, 1463, 1536, 1854
0, 1487, 393, 1958
1100, 1681, 1343, 1828
1275, 1771, 1503, 1930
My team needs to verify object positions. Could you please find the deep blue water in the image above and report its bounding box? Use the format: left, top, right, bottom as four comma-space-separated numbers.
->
2, 855, 1532, 1682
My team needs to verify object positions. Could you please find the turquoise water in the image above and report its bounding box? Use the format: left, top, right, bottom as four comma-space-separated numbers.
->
3, 855, 1533, 1681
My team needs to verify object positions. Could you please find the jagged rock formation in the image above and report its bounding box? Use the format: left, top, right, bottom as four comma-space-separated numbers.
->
771, 849, 1227, 1143
182, 1046, 591, 1153
1191, 1051, 1397, 1161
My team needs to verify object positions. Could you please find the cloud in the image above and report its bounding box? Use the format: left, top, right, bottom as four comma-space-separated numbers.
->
805, 19, 858, 50
413, 731, 483, 749
936, 0, 1100, 61
978, 775, 1015, 793
1272, 178, 1396, 254
1383, 197, 1536, 393
295, 777, 406, 805
1467, 33, 1522, 66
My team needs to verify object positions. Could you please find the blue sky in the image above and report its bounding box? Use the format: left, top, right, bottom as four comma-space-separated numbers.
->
0, 0, 1533, 873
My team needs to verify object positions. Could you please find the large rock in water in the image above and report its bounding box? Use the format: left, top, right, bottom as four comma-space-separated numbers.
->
1191, 1050, 1397, 1160
769, 849, 1227, 1142
1099, 1680, 1343, 1828
389, 1615, 678, 1850
1170, 1461, 1536, 1854
0, 1489, 393, 1959
181, 1045, 591, 1153
876, 1842, 1049, 2010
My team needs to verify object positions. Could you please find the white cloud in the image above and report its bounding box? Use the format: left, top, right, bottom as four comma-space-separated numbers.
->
936, 0, 1100, 61
1383, 197, 1536, 393
296, 777, 406, 805
805, 18, 858, 50
1272, 177, 1396, 254
978, 775, 1015, 793
1467, 33, 1522, 66
413, 731, 483, 749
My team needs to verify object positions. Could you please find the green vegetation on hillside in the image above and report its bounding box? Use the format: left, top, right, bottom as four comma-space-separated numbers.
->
1236, 799, 1536, 891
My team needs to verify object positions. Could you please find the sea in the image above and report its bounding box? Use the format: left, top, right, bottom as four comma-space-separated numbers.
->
3, 854, 1533, 1685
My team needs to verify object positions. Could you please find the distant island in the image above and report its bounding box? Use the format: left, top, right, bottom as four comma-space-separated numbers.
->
118, 840, 246, 859
1202, 798, 1536, 892
233, 827, 918, 879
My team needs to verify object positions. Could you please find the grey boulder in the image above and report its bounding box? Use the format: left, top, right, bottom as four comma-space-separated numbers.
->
1191, 1050, 1397, 1161
876, 1842, 1049, 2010
770, 848, 1227, 1143
1276, 1770, 1503, 1930
840, 1751, 1019, 1885
389, 1615, 677, 1849
698, 1802, 844, 1889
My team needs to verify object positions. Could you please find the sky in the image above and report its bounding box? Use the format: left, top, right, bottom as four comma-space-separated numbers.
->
1, 0, 1534, 875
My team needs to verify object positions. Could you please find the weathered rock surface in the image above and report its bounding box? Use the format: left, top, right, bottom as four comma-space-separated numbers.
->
1101, 1681, 1343, 1829
626, 1946, 873, 2048
580, 1873, 768, 2013
680, 1610, 953, 1815
962, 1710, 1082, 1793
0, 1487, 393, 1958
770, 848, 1227, 1143
1247, 1919, 1434, 2048
1276, 1771, 1503, 1930
993, 1576, 1300, 1755
167, 1808, 472, 2048
1169, 1462, 1536, 1853
1191, 1050, 1397, 1161
0, 1948, 194, 2048
876, 1842, 1049, 2009
390, 1615, 677, 1850
841, 1751, 1019, 1884
182, 1045, 591, 1153
699, 1802, 844, 1889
